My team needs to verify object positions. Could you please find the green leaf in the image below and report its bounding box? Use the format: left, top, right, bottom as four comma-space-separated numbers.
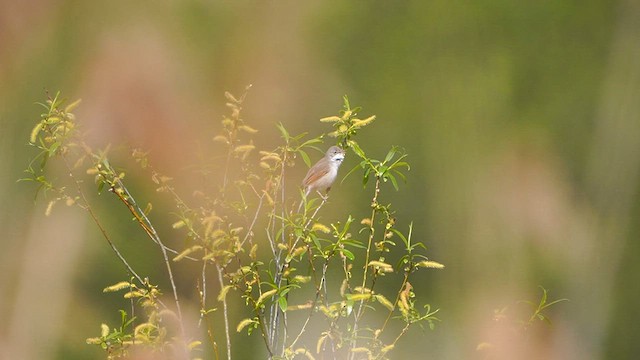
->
48, 142, 61, 156
387, 173, 399, 191
97, 179, 105, 194
390, 161, 410, 171
349, 141, 366, 159
341, 248, 355, 261
384, 147, 397, 163
539, 287, 548, 308
299, 150, 311, 167
340, 162, 362, 185
278, 296, 288, 313
343, 95, 351, 110
393, 169, 408, 183
390, 227, 409, 249
276, 122, 290, 141
363, 168, 371, 187
311, 234, 323, 251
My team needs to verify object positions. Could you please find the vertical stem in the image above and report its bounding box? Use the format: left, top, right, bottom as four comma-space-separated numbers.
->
380, 273, 409, 334
269, 151, 288, 355
350, 178, 381, 358
198, 262, 219, 360
116, 182, 184, 337
216, 264, 232, 360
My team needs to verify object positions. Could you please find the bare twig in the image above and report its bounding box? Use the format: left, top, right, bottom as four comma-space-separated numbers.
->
111, 179, 184, 336
216, 264, 232, 360
62, 156, 145, 285
197, 263, 220, 360
288, 261, 329, 349
350, 178, 381, 359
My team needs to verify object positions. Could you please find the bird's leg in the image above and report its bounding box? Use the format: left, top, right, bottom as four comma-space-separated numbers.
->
317, 189, 330, 201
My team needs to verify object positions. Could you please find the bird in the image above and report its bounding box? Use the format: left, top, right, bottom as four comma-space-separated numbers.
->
300, 146, 345, 205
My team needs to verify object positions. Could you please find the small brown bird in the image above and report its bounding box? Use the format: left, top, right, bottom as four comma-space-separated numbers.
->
302, 146, 346, 198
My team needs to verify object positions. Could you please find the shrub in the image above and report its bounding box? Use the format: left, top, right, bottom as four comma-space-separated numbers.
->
24, 89, 445, 360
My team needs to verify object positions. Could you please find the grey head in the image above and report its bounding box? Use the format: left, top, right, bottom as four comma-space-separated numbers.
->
326, 146, 345, 164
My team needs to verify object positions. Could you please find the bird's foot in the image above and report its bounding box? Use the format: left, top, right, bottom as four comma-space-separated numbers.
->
316, 190, 329, 201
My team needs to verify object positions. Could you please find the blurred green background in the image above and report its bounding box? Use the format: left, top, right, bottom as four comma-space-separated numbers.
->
2, 1, 639, 359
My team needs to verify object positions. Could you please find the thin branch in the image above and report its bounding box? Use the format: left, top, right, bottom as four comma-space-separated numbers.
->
350, 177, 381, 359
238, 192, 264, 248
216, 264, 232, 360
62, 156, 145, 286
380, 272, 409, 334
112, 181, 184, 336
288, 261, 329, 349
197, 263, 220, 360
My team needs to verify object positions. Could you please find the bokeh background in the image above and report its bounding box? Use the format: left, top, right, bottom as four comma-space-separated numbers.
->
2, 1, 639, 359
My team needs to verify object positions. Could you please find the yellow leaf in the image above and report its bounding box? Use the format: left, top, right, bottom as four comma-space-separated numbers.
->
45, 200, 55, 216
287, 302, 313, 311
134, 323, 156, 335
234, 144, 255, 153
103, 281, 131, 292
263, 191, 274, 206
380, 344, 394, 354
30, 122, 43, 144
316, 334, 328, 354
236, 318, 255, 333
212, 229, 227, 239
477, 342, 494, 351
172, 220, 186, 229
173, 246, 201, 262
319, 116, 341, 123
249, 244, 258, 259
101, 323, 109, 337
347, 293, 372, 301
352, 115, 376, 128
86, 337, 101, 344
239, 125, 258, 134
368, 261, 394, 272
417, 260, 445, 269
311, 223, 331, 233
213, 135, 228, 143
64, 98, 82, 113
256, 289, 278, 306
294, 348, 316, 360
375, 294, 394, 311
260, 154, 281, 162
123, 290, 145, 299
293, 275, 311, 284
224, 91, 239, 103
218, 285, 234, 302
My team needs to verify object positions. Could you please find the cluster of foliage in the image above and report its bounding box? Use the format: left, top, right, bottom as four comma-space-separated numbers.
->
24, 89, 571, 360
24, 89, 446, 360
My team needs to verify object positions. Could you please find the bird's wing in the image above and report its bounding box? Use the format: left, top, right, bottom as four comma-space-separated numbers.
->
303, 165, 329, 188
